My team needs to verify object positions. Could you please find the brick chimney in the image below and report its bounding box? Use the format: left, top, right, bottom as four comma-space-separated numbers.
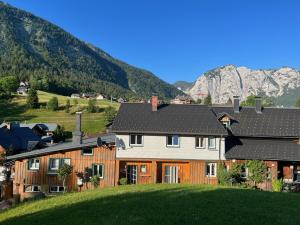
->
255, 97, 262, 114
73, 112, 83, 144
233, 96, 240, 113
151, 95, 158, 112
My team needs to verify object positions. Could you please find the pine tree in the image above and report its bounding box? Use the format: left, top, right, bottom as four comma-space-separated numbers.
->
26, 88, 39, 109
204, 94, 212, 105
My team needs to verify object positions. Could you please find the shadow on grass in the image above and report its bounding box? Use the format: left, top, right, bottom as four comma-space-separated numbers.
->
1, 186, 300, 225
0, 99, 36, 121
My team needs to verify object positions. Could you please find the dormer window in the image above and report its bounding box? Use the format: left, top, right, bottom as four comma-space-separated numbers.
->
130, 134, 143, 146
217, 113, 233, 130
222, 121, 231, 129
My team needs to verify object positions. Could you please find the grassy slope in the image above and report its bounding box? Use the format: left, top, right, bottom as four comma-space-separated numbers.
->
0, 91, 119, 135
0, 184, 300, 225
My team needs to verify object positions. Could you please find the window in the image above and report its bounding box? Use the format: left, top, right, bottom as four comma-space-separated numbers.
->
267, 167, 272, 180
50, 186, 65, 193
24, 185, 41, 192
28, 158, 40, 170
49, 158, 71, 173
82, 147, 93, 156
140, 165, 147, 173
167, 135, 180, 147
222, 121, 231, 129
206, 163, 217, 177
208, 137, 216, 149
130, 134, 143, 146
195, 137, 205, 148
92, 164, 104, 178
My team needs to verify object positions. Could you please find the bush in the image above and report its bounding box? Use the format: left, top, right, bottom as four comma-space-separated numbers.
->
217, 163, 232, 185
90, 176, 100, 188
104, 106, 117, 123
119, 178, 127, 185
65, 99, 71, 113
26, 88, 39, 109
87, 99, 97, 113
272, 179, 284, 192
47, 97, 59, 111
246, 160, 267, 187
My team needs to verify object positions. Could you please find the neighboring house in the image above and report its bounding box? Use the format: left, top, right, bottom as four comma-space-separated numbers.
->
16, 87, 28, 95
171, 95, 192, 104
82, 93, 97, 99
117, 98, 126, 103
20, 123, 58, 142
70, 94, 80, 99
96, 94, 105, 100
6, 113, 116, 201
112, 95, 300, 187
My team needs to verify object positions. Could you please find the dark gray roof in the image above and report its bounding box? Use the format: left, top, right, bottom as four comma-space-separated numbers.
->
6, 133, 116, 160
112, 103, 227, 136
212, 106, 300, 137
226, 137, 300, 161
0, 127, 41, 152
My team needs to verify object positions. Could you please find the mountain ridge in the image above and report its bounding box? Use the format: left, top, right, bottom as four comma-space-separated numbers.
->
0, 1, 183, 99
187, 65, 300, 106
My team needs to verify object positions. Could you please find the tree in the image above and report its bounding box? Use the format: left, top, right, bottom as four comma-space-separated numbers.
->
57, 163, 73, 193
47, 97, 59, 111
26, 88, 39, 109
90, 176, 100, 188
195, 99, 202, 104
73, 98, 78, 106
296, 98, 300, 108
0, 76, 18, 96
65, 99, 71, 113
53, 125, 66, 142
104, 106, 117, 123
87, 99, 97, 113
204, 94, 212, 105
241, 95, 256, 106
246, 160, 267, 187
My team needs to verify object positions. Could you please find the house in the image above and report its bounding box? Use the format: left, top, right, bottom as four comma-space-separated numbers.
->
82, 93, 97, 99
16, 87, 28, 95
117, 97, 126, 103
70, 94, 80, 99
112, 95, 300, 187
171, 95, 192, 104
6, 113, 116, 201
96, 94, 105, 100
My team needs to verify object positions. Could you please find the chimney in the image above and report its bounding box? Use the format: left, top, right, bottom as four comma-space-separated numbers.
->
255, 97, 262, 114
233, 96, 240, 113
73, 112, 83, 144
151, 95, 158, 112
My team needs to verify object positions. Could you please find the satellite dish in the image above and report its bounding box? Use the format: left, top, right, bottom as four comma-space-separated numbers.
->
97, 137, 102, 147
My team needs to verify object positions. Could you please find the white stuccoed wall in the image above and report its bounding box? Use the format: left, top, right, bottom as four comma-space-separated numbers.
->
116, 134, 226, 160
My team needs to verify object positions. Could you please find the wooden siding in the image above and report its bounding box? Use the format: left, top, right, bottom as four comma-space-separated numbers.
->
190, 160, 218, 185
13, 146, 116, 199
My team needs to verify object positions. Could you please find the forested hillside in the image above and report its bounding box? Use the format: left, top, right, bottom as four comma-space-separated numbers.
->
0, 1, 183, 100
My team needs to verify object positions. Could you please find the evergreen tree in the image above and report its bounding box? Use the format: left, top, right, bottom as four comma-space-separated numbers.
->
87, 99, 97, 113
47, 97, 59, 111
26, 88, 39, 109
104, 106, 117, 123
204, 94, 212, 105
65, 99, 71, 113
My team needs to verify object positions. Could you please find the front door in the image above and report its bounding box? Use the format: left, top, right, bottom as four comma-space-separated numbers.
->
164, 165, 179, 184
127, 165, 138, 184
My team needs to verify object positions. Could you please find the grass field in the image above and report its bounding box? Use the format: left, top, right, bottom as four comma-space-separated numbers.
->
0, 91, 119, 135
0, 184, 300, 225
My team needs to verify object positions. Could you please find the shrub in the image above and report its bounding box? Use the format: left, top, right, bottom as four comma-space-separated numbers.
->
65, 99, 71, 113
104, 106, 117, 123
272, 179, 284, 192
246, 160, 267, 187
217, 163, 232, 185
57, 164, 73, 193
87, 99, 97, 113
119, 178, 127, 185
73, 98, 78, 106
47, 97, 59, 111
90, 176, 100, 188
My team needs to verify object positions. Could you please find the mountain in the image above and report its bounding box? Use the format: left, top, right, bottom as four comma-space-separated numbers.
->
0, 2, 183, 100
173, 81, 194, 93
188, 65, 300, 106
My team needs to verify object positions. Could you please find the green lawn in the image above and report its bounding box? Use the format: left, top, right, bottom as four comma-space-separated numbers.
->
0, 184, 299, 225
0, 91, 119, 135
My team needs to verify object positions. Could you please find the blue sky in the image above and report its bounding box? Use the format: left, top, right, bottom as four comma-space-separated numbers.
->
5, 0, 300, 83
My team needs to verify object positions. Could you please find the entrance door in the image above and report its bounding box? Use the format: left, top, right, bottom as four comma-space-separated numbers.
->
127, 165, 138, 184
164, 165, 179, 184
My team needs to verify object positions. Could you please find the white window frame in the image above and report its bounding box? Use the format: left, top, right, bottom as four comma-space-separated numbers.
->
208, 137, 216, 149
140, 165, 147, 173
206, 163, 217, 177
24, 185, 41, 193
28, 158, 40, 170
49, 186, 65, 193
92, 164, 104, 179
49, 158, 71, 173
49, 158, 60, 171
129, 134, 143, 146
195, 137, 206, 149
166, 135, 180, 147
